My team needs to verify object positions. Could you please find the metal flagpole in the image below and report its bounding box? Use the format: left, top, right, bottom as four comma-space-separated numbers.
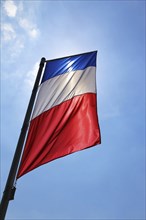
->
0, 57, 46, 220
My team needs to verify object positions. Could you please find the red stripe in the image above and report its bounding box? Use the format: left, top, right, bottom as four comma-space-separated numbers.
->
17, 93, 101, 178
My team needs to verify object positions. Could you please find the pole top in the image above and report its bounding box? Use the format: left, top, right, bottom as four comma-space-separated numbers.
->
40, 57, 46, 65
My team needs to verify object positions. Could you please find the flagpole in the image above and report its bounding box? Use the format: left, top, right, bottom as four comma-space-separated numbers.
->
0, 57, 46, 220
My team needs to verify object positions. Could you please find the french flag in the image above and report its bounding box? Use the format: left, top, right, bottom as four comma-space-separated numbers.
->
17, 51, 101, 178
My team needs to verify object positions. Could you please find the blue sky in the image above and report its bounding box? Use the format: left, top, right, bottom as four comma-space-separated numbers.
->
0, 0, 145, 219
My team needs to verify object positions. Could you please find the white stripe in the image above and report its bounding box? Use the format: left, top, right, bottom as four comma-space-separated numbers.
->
32, 66, 96, 119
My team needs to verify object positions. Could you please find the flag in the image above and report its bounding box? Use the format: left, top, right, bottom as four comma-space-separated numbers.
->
17, 51, 101, 178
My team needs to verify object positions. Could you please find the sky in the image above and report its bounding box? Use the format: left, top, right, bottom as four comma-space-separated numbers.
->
0, 0, 145, 219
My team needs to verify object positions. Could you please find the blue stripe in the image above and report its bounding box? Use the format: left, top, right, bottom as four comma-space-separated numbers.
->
41, 51, 97, 83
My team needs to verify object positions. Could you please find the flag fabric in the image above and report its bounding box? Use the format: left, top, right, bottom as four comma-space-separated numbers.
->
17, 51, 101, 178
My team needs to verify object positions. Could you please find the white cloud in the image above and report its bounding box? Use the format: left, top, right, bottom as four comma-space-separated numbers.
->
25, 62, 40, 88
1, 23, 16, 41
3, 0, 17, 17
19, 18, 39, 38
1, 22, 24, 58
3, 1, 39, 39
10, 39, 24, 58
29, 28, 39, 38
1, 1, 40, 60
